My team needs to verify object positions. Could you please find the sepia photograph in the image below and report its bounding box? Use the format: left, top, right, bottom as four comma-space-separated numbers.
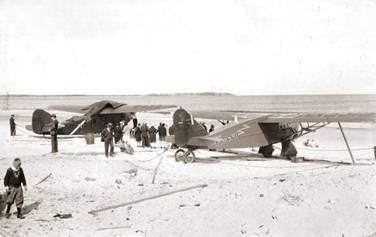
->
0, 0, 376, 236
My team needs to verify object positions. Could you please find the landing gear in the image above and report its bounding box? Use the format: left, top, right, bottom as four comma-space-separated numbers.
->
281, 140, 297, 159
258, 145, 274, 158
174, 149, 196, 163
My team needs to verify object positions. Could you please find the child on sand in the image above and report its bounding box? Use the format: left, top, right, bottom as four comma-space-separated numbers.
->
3, 158, 27, 219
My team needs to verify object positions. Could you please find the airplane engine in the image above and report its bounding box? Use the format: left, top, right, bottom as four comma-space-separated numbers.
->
173, 108, 208, 147
32, 109, 53, 134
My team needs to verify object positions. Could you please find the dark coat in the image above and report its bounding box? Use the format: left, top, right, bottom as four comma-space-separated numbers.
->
158, 125, 167, 137
140, 124, 149, 137
149, 126, 158, 143
114, 126, 123, 142
101, 128, 114, 142
50, 120, 59, 136
4, 168, 26, 188
134, 127, 142, 142
9, 117, 16, 129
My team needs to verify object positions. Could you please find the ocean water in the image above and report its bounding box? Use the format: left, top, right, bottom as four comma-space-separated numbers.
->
1, 94, 376, 113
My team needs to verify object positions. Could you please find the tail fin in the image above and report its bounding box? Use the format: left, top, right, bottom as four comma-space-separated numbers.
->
173, 108, 208, 146
32, 109, 52, 134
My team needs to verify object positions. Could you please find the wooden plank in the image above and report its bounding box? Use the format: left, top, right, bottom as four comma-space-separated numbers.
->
88, 184, 208, 215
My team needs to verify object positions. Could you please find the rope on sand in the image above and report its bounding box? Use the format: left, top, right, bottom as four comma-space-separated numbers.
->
151, 149, 168, 184
136, 149, 170, 163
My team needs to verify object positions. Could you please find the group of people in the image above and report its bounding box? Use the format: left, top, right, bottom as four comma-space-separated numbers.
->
100, 121, 168, 157
131, 122, 167, 147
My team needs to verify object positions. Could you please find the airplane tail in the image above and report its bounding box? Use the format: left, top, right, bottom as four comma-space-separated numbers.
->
172, 108, 208, 147
32, 109, 52, 134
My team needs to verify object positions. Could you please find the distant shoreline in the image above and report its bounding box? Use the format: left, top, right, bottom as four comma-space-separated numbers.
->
0, 93, 376, 97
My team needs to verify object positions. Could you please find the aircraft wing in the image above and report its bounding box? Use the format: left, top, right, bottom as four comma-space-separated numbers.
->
262, 112, 376, 123
48, 100, 174, 115
98, 104, 175, 114
187, 110, 376, 123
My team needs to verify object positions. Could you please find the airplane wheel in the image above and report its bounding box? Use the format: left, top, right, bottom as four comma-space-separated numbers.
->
175, 149, 186, 162
183, 150, 196, 164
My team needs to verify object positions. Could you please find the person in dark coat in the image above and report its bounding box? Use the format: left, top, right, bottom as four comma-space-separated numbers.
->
101, 123, 114, 157
149, 125, 158, 144
140, 123, 150, 147
134, 123, 142, 146
4, 158, 27, 219
114, 124, 123, 144
50, 114, 59, 153
158, 123, 167, 141
9, 115, 16, 136
209, 124, 215, 133
169, 124, 175, 135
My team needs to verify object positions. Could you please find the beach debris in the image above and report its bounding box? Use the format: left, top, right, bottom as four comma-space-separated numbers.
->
281, 191, 303, 206
366, 232, 376, 237
259, 194, 264, 198
327, 199, 336, 204
53, 213, 73, 219
124, 168, 138, 178
115, 179, 123, 185
279, 179, 286, 182
88, 184, 208, 215
365, 205, 375, 210
179, 204, 187, 208
84, 177, 96, 182
194, 203, 200, 207
96, 226, 131, 231
35, 173, 52, 186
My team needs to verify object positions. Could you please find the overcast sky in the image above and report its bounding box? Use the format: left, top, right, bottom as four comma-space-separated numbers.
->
0, 0, 375, 95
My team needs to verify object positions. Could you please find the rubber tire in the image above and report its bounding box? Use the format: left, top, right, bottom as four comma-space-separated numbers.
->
175, 149, 185, 162
184, 150, 196, 164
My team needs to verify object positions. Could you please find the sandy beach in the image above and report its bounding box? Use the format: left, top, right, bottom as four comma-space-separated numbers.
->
0, 106, 375, 237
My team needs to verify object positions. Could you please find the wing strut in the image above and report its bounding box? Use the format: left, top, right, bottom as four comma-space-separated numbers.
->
69, 120, 86, 135
338, 122, 355, 164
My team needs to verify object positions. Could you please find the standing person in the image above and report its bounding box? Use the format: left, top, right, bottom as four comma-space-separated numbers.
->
134, 123, 142, 146
50, 114, 59, 153
114, 124, 123, 144
101, 123, 114, 157
140, 123, 150, 147
158, 123, 167, 141
9, 115, 16, 136
122, 121, 131, 141
3, 158, 27, 219
149, 125, 158, 145
209, 124, 215, 133
130, 113, 138, 129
